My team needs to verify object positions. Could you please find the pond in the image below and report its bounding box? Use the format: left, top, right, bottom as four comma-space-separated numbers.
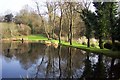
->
0, 41, 120, 79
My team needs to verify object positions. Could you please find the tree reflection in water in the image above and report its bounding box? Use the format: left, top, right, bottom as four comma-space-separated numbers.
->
58, 45, 61, 78
66, 47, 72, 78
1, 42, 120, 79
80, 52, 93, 80
93, 54, 107, 79
108, 58, 120, 79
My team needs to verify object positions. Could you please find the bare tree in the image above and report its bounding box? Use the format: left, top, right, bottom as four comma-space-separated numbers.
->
35, 2, 50, 39
58, 2, 63, 44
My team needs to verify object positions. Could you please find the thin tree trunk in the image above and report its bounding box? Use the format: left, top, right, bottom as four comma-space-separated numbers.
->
69, 22, 72, 45
59, 16, 62, 44
67, 33, 69, 42
52, 4, 56, 39
99, 36, 104, 49
87, 37, 90, 47
59, 3, 63, 44
36, 2, 50, 39
112, 34, 115, 51
69, 3, 73, 45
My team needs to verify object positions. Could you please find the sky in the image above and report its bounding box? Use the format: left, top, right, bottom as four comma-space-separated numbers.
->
0, 0, 35, 15
0, 0, 120, 16
0, 0, 95, 16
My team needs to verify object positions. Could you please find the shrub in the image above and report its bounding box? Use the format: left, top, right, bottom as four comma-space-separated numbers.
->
104, 41, 112, 49
91, 43, 96, 47
104, 41, 120, 51
1, 23, 20, 38
77, 36, 87, 44
82, 41, 87, 45
17, 24, 31, 35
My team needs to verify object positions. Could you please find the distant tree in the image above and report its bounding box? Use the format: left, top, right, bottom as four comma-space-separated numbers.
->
64, 2, 74, 45
58, 2, 63, 44
64, 2, 85, 40
4, 13, 13, 22
15, 7, 44, 34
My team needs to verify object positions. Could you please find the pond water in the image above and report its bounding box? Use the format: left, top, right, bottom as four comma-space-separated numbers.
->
0, 41, 120, 79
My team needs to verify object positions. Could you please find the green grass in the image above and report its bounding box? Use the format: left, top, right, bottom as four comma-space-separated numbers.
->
15, 34, 120, 58
27, 34, 48, 41
17, 34, 48, 41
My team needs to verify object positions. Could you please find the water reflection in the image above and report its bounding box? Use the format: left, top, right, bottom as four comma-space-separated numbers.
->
93, 55, 107, 79
80, 52, 93, 79
1, 42, 120, 79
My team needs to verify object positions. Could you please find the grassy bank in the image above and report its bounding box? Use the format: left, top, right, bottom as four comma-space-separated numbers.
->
17, 34, 120, 58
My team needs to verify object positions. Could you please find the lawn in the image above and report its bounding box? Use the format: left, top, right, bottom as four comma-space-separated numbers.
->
27, 34, 48, 41
15, 34, 48, 41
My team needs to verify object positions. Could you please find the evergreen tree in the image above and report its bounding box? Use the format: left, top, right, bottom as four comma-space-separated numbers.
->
107, 2, 118, 50
80, 9, 96, 47
93, 2, 105, 49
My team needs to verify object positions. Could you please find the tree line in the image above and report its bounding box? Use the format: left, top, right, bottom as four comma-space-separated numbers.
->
80, 1, 120, 50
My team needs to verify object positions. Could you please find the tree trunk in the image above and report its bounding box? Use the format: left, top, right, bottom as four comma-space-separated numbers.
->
112, 35, 115, 51
67, 33, 69, 42
36, 2, 50, 39
59, 18, 62, 44
52, 30, 54, 39
52, 4, 56, 39
69, 22, 72, 45
46, 32, 50, 40
87, 37, 90, 47
69, 3, 73, 45
59, 4, 63, 44
99, 36, 104, 49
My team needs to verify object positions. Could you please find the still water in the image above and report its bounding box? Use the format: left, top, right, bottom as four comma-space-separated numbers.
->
1, 41, 120, 79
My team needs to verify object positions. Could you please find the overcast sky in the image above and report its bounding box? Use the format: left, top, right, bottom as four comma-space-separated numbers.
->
0, 0, 36, 15
0, 0, 95, 16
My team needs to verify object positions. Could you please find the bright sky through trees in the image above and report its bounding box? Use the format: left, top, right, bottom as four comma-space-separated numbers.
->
0, 0, 34, 15
0, 0, 96, 15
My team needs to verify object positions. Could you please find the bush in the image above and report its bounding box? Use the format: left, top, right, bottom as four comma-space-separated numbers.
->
82, 41, 87, 45
91, 43, 95, 47
1, 23, 20, 38
104, 41, 120, 51
104, 41, 112, 49
17, 24, 31, 35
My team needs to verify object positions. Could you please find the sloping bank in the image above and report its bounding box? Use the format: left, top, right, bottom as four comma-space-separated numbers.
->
61, 42, 120, 58
25, 35, 120, 58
